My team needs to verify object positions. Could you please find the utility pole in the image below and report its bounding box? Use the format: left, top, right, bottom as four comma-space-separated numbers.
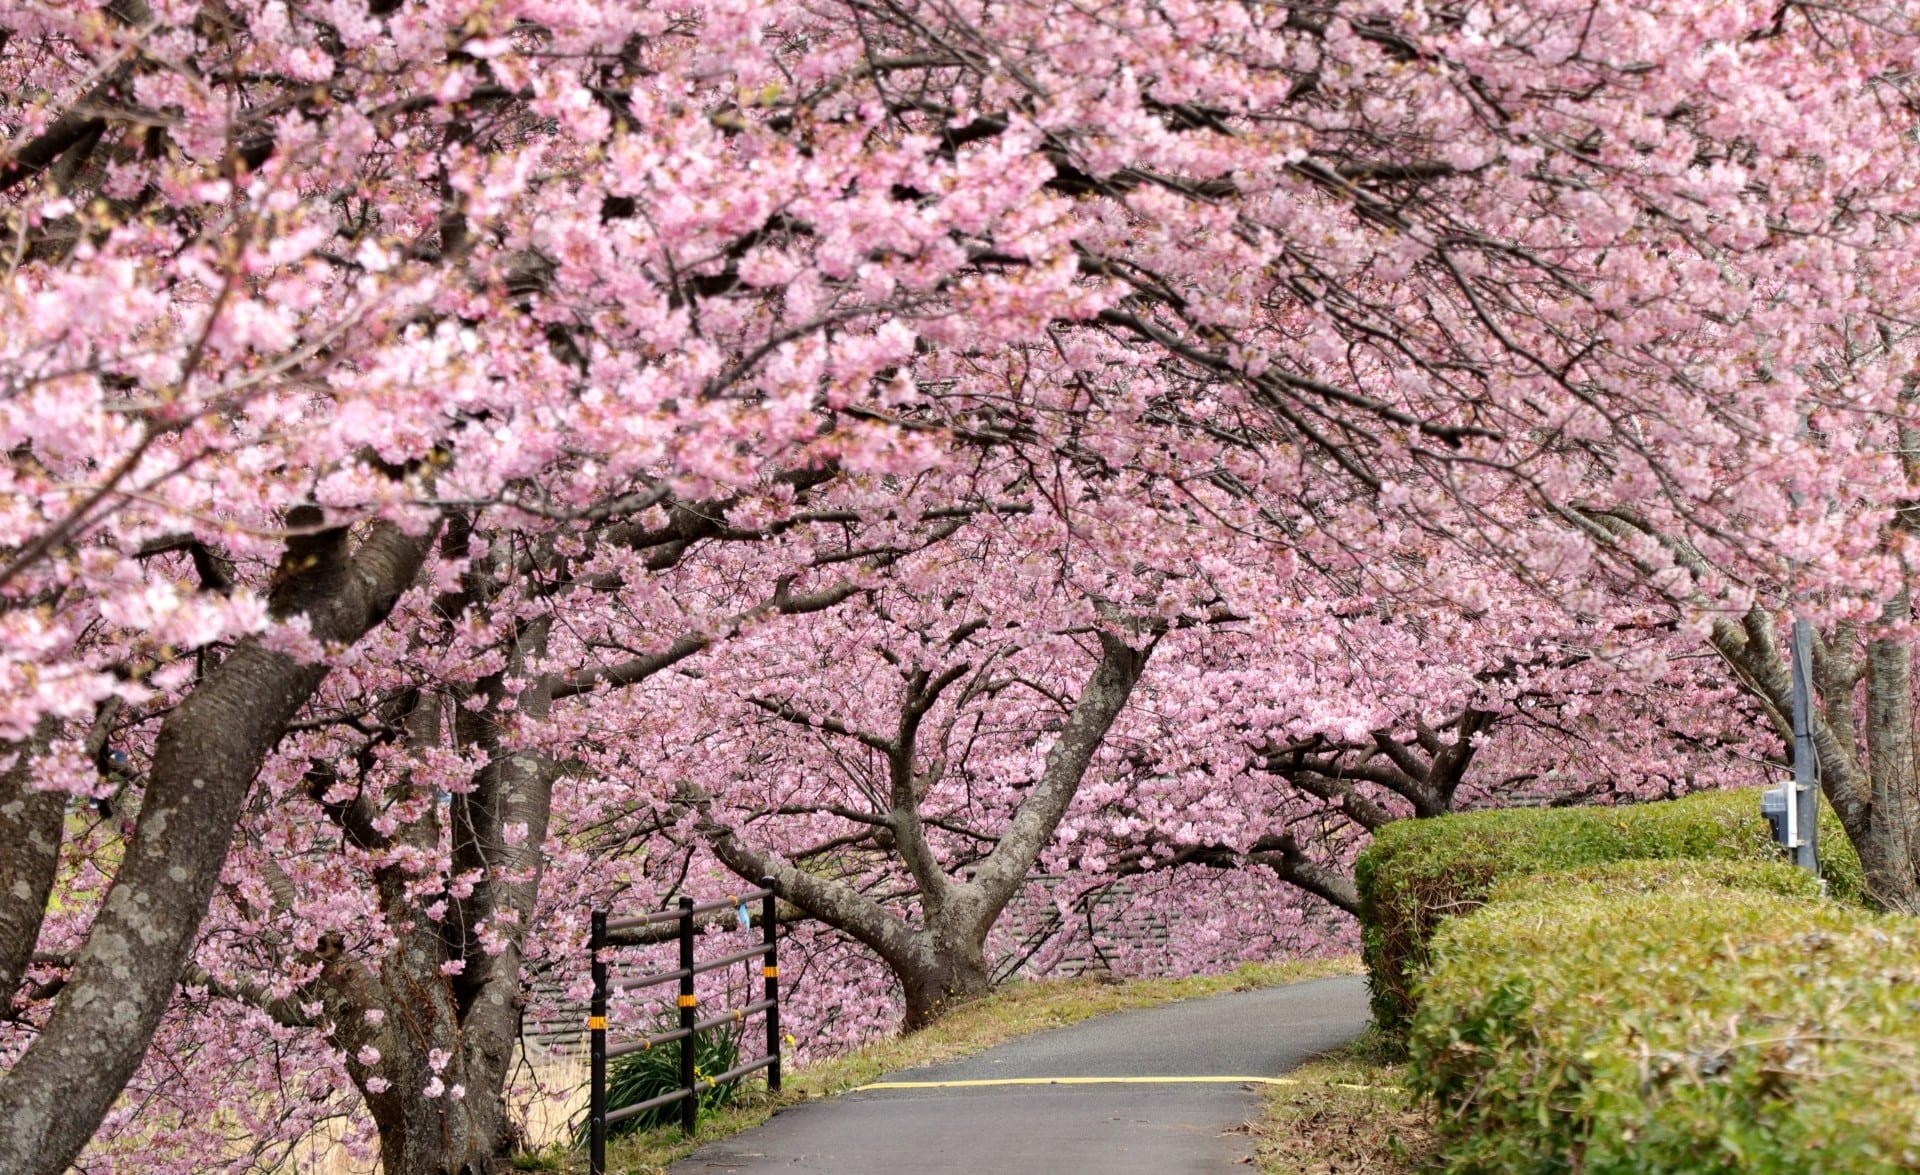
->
1766, 618, 1821, 874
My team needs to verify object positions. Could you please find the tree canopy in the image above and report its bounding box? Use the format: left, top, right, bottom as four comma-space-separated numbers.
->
3, 0, 1919, 1171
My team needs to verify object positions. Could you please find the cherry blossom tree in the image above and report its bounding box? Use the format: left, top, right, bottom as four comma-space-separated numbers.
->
1566, 480, 1920, 913
5, 0, 1920, 1171
1071, 570, 1778, 915
0, 0, 1104, 1165
619, 513, 1172, 1028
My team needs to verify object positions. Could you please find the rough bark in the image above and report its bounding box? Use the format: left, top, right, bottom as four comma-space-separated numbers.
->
687, 784, 934, 978
0, 716, 62, 1002
290, 622, 561, 1175
1245, 833, 1362, 915
690, 630, 1154, 1031
241, 687, 546, 1175
1860, 606, 1920, 912
898, 948, 993, 1030
0, 514, 435, 1175
964, 633, 1154, 917
347, 962, 520, 1175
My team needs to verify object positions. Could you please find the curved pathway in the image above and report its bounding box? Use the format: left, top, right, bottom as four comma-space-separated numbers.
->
670, 974, 1370, 1174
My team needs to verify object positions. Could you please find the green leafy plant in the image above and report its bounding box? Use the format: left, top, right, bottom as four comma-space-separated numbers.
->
591, 1020, 745, 1139
507, 1142, 566, 1171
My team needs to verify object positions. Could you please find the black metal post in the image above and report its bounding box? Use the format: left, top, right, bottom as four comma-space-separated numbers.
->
678, 895, 698, 1136
589, 910, 608, 1175
761, 877, 780, 1093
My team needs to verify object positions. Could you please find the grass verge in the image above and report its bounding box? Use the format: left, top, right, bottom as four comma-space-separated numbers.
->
1253, 1032, 1434, 1175
540, 956, 1361, 1174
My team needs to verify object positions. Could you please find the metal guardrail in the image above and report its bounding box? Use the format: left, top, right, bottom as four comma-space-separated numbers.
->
588, 879, 781, 1175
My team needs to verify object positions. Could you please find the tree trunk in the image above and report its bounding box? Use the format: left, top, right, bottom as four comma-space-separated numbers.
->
337, 957, 519, 1175
691, 630, 1156, 1035
1568, 507, 1920, 914
1856, 622, 1920, 912
0, 517, 434, 1175
313, 664, 553, 1175
0, 717, 62, 1001
359, 1030, 517, 1175
900, 947, 993, 1031
371, 1107, 510, 1175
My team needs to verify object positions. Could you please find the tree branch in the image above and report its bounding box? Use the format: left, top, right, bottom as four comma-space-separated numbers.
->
963, 632, 1153, 930
0, 511, 438, 1175
0, 715, 63, 1001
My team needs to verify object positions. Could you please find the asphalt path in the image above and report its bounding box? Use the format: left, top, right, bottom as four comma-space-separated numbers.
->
669, 973, 1370, 1174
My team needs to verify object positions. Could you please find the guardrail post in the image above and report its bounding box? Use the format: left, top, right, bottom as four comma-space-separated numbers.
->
678, 895, 697, 1136
589, 909, 607, 1175
761, 877, 780, 1093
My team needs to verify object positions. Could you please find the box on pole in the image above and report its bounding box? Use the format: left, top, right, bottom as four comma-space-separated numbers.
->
1764, 618, 1820, 876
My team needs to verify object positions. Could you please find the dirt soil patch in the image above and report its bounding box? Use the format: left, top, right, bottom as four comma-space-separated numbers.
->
1252, 1036, 1435, 1175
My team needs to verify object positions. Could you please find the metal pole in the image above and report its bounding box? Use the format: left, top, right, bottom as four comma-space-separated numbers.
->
1790, 618, 1821, 875
678, 895, 698, 1136
761, 877, 780, 1093
589, 910, 608, 1175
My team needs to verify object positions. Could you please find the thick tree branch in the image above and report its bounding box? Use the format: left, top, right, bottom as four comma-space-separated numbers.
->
675, 778, 927, 972
1244, 834, 1362, 916
1106, 830, 1360, 916
962, 632, 1153, 931
1279, 768, 1400, 831
0, 715, 63, 1002
0, 511, 437, 1175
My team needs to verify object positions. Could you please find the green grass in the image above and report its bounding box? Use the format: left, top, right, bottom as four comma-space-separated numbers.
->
1253, 1031, 1434, 1175
554, 956, 1361, 1174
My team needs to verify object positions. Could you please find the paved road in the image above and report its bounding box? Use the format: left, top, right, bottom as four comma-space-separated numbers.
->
669, 974, 1370, 1174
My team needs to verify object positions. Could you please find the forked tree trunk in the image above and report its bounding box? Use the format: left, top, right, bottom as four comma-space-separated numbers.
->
687, 631, 1155, 1032
334, 672, 556, 1174
346, 976, 520, 1175
369, 1104, 511, 1175
900, 949, 995, 1031
0, 517, 434, 1175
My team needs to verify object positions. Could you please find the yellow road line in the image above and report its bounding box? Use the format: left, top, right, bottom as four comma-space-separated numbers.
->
855, 1076, 1395, 1092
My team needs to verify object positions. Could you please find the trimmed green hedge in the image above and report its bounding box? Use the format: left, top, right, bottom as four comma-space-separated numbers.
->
1409, 876, 1920, 1173
1354, 789, 1864, 1034
1483, 857, 1828, 906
